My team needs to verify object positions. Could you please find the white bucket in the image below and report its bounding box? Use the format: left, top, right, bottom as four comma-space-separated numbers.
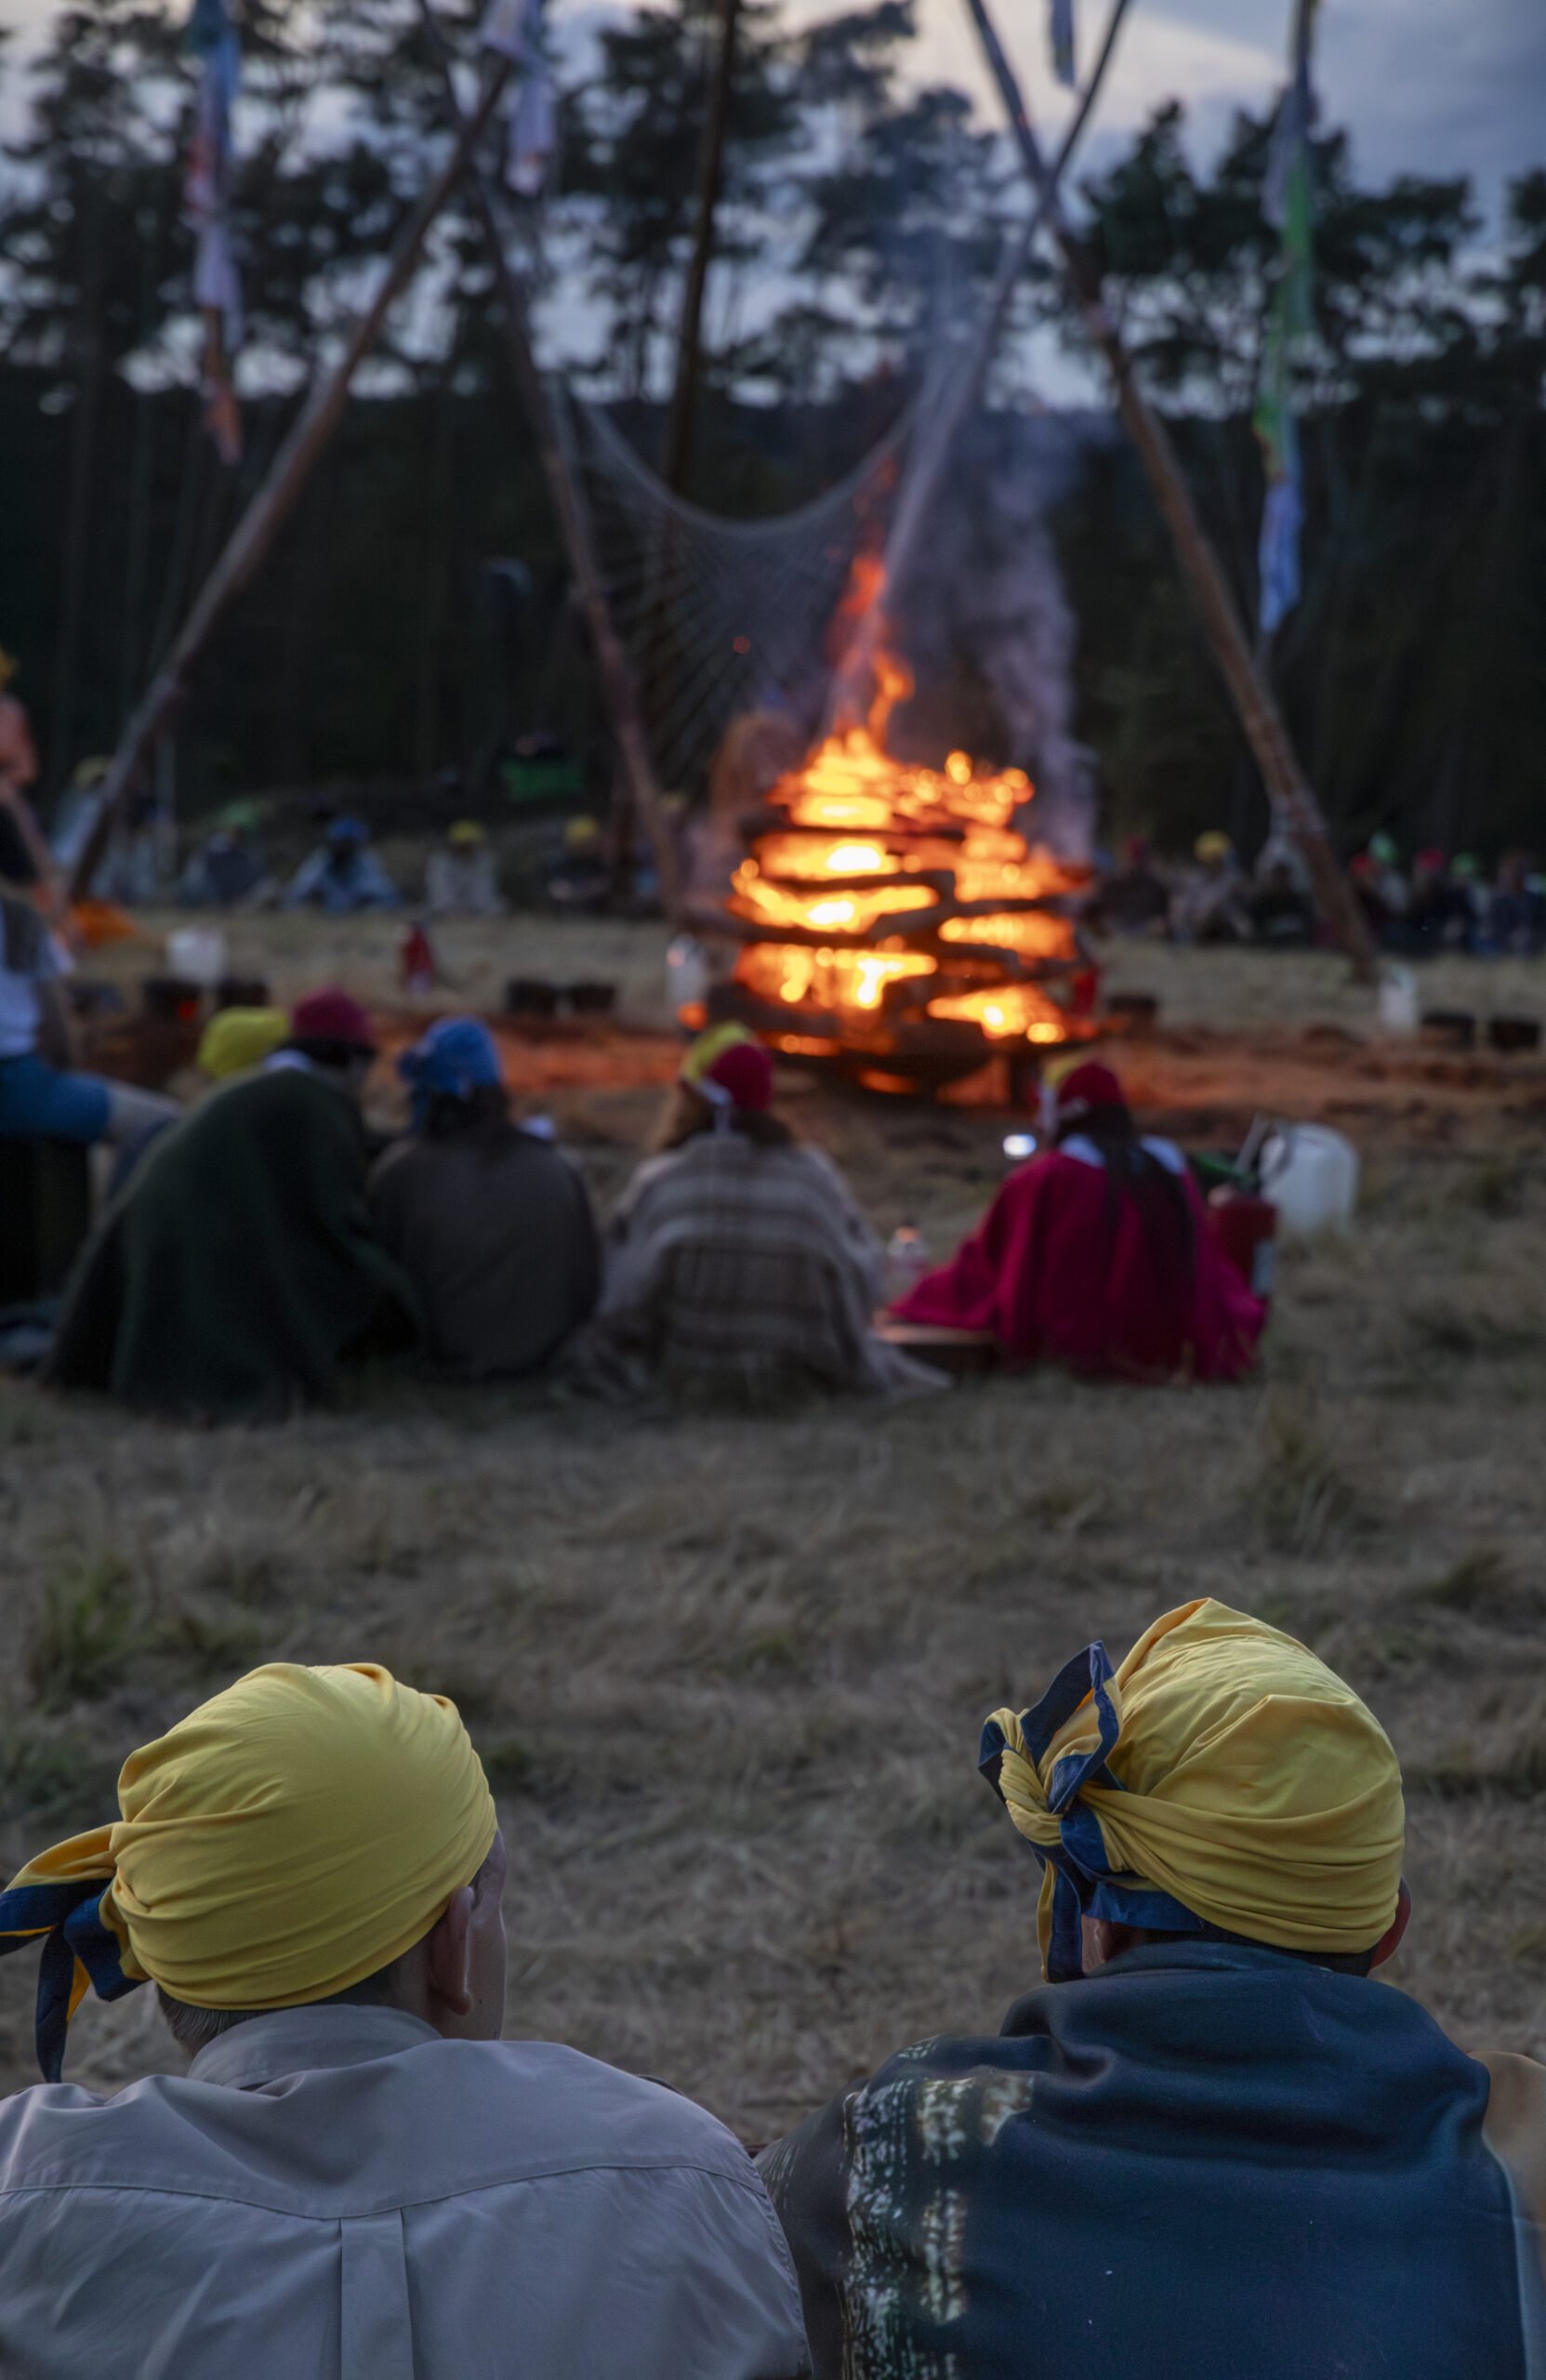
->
166, 926, 227, 987
1259, 1123, 1359, 1237
666, 932, 708, 1021
1378, 965, 1419, 1037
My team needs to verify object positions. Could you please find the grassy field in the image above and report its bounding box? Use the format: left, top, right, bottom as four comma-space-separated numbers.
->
3, 921, 1546, 2127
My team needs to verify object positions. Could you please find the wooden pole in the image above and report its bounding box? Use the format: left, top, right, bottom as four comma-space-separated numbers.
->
421, 23, 684, 922
958, 0, 1377, 974
661, 0, 741, 495
827, 0, 1134, 730
69, 58, 513, 903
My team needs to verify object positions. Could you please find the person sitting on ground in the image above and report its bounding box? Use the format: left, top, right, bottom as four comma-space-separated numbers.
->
45, 988, 419, 1420
371, 1017, 599, 1380
1447, 852, 1491, 953
0, 1660, 809, 2379
1084, 833, 1170, 939
1169, 829, 1254, 944
283, 813, 400, 912
0, 843, 177, 1149
1249, 833, 1316, 947
760, 1597, 1546, 2379
561, 1023, 941, 1401
888, 1060, 1263, 1382
424, 819, 507, 917
178, 817, 272, 909
1487, 849, 1543, 956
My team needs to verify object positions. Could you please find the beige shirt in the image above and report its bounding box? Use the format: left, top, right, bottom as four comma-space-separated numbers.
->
0, 2006, 810, 2379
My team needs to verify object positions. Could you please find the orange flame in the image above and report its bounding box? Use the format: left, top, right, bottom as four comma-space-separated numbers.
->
723, 611, 1091, 1075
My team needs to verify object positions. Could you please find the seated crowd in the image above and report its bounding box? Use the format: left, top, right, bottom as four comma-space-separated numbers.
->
0, 1607, 1539, 2374
29, 1009, 1267, 1419
1090, 826, 1545, 954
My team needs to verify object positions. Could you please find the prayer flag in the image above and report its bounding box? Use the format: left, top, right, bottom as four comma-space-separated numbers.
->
1253, 0, 1317, 636
183, 0, 242, 466
482, 0, 556, 196
1049, 0, 1076, 88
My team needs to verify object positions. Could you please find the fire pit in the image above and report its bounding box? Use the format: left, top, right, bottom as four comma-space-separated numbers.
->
711, 674, 1097, 1095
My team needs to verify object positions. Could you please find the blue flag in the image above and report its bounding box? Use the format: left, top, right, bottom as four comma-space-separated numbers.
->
1049, 0, 1076, 87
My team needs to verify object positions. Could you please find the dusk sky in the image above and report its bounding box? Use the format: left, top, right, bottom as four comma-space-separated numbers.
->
1, 0, 1539, 221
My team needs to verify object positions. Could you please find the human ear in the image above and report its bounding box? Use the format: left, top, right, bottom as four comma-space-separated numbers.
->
425, 1884, 475, 2017
1369, 1878, 1412, 1970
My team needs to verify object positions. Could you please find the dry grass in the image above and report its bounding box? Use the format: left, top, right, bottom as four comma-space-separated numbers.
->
6, 932, 1546, 2120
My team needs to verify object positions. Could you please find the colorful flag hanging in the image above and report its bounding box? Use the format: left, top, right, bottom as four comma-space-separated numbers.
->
482, 0, 556, 197
1049, 0, 1077, 88
1252, 0, 1317, 634
184, 0, 243, 468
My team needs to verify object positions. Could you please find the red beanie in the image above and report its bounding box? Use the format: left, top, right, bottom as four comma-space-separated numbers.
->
290, 987, 377, 1051
1053, 1060, 1123, 1119
705, 1037, 774, 1112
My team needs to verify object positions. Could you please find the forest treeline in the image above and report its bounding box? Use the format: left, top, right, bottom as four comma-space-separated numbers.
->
0, 0, 1541, 855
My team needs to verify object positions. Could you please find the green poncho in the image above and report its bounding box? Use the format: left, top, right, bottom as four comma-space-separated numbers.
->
46, 1065, 419, 1421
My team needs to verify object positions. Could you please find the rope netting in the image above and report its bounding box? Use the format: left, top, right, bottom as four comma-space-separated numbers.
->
562, 385, 929, 791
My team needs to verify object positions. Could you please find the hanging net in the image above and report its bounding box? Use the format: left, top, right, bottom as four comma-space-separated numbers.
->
561, 387, 927, 792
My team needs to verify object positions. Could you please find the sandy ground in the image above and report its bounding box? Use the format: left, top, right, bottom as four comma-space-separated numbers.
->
3, 919, 1546, 2132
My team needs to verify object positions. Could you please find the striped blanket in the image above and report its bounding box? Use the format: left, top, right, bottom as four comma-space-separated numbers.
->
561, 1134, 943, 1402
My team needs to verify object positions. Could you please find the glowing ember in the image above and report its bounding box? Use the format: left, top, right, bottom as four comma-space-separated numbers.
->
714, 605, 1096, 1089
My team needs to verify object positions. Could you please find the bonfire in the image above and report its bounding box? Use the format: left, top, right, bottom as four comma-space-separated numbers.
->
718, 648, 1097, 1094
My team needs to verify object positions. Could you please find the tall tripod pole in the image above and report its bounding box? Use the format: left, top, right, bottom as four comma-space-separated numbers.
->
420, 19, 683, 923
661, 0, 740, 495
827, 0, 1134, 731
958, 0, 1376, 974
70, 56, 514, 903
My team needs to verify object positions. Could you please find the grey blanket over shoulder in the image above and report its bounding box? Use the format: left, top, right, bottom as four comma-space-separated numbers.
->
561, 1133, 943, 1400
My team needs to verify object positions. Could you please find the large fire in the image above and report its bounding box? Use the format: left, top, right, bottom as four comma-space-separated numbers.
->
716, 649, 1096, 1092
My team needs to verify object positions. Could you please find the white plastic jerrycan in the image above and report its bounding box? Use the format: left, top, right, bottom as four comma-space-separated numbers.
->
1259, 1123, 1359, 1237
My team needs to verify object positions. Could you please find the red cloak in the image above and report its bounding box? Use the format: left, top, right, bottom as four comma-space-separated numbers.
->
892, 1146, 1264, 1382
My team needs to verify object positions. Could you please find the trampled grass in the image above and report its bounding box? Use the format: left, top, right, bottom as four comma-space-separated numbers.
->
2, 930, 1546, 2123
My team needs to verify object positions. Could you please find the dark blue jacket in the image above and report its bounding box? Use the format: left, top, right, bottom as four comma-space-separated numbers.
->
759, 1943, 1544, 2379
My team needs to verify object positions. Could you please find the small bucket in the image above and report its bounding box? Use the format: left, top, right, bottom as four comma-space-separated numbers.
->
505, 978, 560, 1017
1488, 1015, 1541, 1055
1420, 1009, 1475, 1051
214, 975, 271, 1012
141, 976, 203, 1025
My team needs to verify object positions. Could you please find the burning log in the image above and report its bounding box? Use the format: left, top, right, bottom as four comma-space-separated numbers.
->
707, 673, 1098, 1094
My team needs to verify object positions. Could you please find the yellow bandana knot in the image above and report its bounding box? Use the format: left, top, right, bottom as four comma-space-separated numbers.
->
979, 1600, 1404, 1983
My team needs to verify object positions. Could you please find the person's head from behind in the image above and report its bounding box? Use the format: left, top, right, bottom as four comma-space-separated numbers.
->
0, 1662, 505, 2080
1040, 1058, 1195, 1287
653, 1022, 789, 1151
979, 1598, 1409, 1987
196, 1006, 290, 1082
326, 815, 369, 866
1194, 830, 1233, 876
399, 1015, 511, 1147
446, 819, 485, 853
284, 986, 377, 1099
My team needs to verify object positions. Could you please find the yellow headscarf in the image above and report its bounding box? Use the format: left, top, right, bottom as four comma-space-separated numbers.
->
980, 1600, 1404, 1982
0, 1663, 496, 2073
195, 1006, 290, 1080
